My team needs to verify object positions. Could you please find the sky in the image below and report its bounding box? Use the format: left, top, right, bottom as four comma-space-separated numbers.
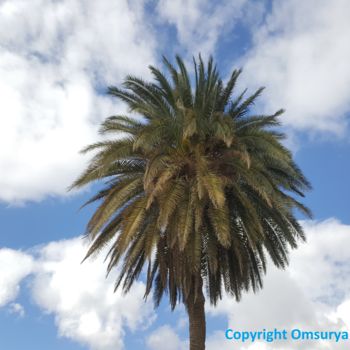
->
0, 0, 350, 349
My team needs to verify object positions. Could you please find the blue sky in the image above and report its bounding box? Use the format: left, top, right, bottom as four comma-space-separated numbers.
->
1, 0, 350, 349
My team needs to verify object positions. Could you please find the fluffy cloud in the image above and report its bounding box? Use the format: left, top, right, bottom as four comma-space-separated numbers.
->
146, 219, 350, 350
240, 0, 350, 133
156, 0, 263, 56
8, 302, 25, 317
2, 220, 350, 350
146, 325, 187, 350
2, 0, 350, 204
207, 218, 350, 349
0, 236, 155, 350
290, 219, 350, 304
31, 237, 155, 350
0, 0, 156, 204
0, 248, 33, 306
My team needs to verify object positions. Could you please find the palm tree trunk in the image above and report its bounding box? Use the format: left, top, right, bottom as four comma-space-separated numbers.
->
185, 276, 206, 350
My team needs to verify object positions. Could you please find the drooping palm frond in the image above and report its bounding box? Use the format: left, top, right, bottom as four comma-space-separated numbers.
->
71, 55, 311, 309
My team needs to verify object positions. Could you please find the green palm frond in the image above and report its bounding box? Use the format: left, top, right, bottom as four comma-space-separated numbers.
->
71, 55, 312, 309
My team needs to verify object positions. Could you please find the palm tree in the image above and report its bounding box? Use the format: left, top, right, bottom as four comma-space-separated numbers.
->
70, 55, 311, 350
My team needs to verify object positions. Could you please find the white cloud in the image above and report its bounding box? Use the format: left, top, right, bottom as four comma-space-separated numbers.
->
206, 218, 350, 349
0, 0, 156, 204
0, 236, 155, 350
31, 237, 155, 350
240, 0, 350, 133
2, 0, 349, 204
290, 219, 350, 305
143, 219, 350, 350
146, 325, 187, 350
8, 302, 25, 317
156, 0, 261, 56
2, 219, 350, 349
0, 248, 33, 306
206, 333, 281, 350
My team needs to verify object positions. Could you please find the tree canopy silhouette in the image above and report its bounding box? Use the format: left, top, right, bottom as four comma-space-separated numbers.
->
71, 55, 312, 350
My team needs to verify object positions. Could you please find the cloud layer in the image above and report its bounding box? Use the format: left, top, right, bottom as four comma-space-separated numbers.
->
2, 0, 350, 204
206, 219, 350, 349
0, 236, 155, 350
156, 0, 258, 56
2, 219, 350, 349
31, 237, 155, 350
0, 0, 155, 203
0, 248, 33, 306
240, 0, 350, 133
146, 219, 350, 350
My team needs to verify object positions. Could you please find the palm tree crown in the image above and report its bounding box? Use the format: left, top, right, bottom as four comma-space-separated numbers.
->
71, 55, 311, 313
